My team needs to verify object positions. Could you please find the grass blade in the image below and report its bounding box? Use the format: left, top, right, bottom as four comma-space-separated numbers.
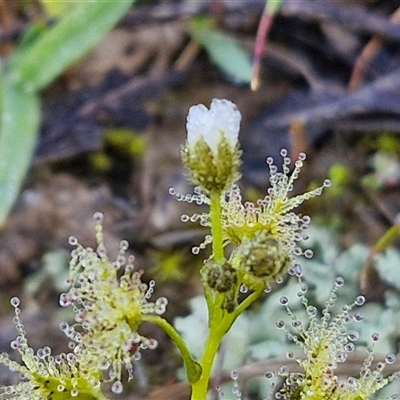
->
0, 71, 41, 227
190, 18, 252, 85
11, 1, 135, 91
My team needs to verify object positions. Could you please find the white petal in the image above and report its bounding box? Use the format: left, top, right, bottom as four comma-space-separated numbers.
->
186, 99, 241, 155
186, 104, 209, 149
208, 99, 241, 149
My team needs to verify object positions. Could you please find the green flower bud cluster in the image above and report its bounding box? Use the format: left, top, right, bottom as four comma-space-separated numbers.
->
269, 277, 400, 400
179, 100, 329, 314
0, 213, 170, 400
203, 261, 237, 293
202, 261, 239, 313
201, 233, 292, 312
59, 212, 167, 391
235, 234, 291, 290
0, 297, 104, 400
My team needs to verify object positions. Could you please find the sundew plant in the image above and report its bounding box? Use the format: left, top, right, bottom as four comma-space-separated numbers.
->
0, 99, 399, 400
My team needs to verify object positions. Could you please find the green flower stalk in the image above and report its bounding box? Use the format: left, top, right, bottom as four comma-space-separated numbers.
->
177, 99, 329, 399
0, 298, 106, 400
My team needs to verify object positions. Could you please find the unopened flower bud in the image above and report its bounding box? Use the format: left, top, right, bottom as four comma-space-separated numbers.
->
182, 99, 242, 193
203, 261, 237, 293
237, 234, 291, 289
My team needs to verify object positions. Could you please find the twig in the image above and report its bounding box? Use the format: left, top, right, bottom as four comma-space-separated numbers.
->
348, 6, 400, 91
121, 1, 263, 26
281, 1, 400, 42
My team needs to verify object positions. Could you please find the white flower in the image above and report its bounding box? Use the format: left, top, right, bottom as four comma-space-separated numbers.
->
186, 99, 241, 155
182, 99, 242, 193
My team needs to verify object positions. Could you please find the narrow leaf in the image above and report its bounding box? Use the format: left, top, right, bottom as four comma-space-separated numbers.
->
0, 71, 41, 227
11, 1, 135, 91
190, 18, 252, 84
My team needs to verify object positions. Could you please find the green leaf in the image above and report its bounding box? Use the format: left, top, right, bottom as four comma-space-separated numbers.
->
11, 0, 135, 92
190, 18, 252, 84
0, 71, 41, 227
39, 0, 82, 17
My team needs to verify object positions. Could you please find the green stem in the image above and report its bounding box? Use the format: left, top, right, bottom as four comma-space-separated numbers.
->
209, 191, 224, 263
190, 287, 265, 399
143, 315, 201, 383
233, 287, 264, 319
190, 309, 235, 400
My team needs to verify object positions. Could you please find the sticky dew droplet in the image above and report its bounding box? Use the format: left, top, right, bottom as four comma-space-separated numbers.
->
276, 320, 285, 329
355, 295, 365, 306
180, 214, 190, 222
93, 212, 104, 223
335, 277, 345, 287
119, 240, 129, 252
57, 385, 65, 392
345, 343, 355, 353
280, 149, 288, 157
353, 313, 363, 322
294, 264, 303, 277
278, 365, 288, 375
348, 331, 359, 341
240, 284, 248, 294
192, 246, 200, 255
230, 370, 239, 380
307, 305, 317, 317
343, 314, 353, 324
293, 247, 302, 256
111, 381, 123, 394
68, 236, 78, 246
386, 353, 396, 364
10, 297, 20, 308
264, 285, 272, 293
265, 371, 274, 379
304, 249, 313, 258
279, 296, 289, 306
298, 152, 306, 161
371, 332, 380, 342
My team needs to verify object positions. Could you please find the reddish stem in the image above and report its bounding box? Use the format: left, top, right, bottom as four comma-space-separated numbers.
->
251, 10, 273, 91
349, 6, 400, 92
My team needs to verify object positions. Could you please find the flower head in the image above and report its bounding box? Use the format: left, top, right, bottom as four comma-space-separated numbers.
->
222, 150, 329, 287
271, 277, 400, 400
180, 149, 329, 288
59, 213, 167, 390
222, 150, 329, 245
182, 98, 242, 193
186, 98, 241, 155
0, 298, 102, 400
